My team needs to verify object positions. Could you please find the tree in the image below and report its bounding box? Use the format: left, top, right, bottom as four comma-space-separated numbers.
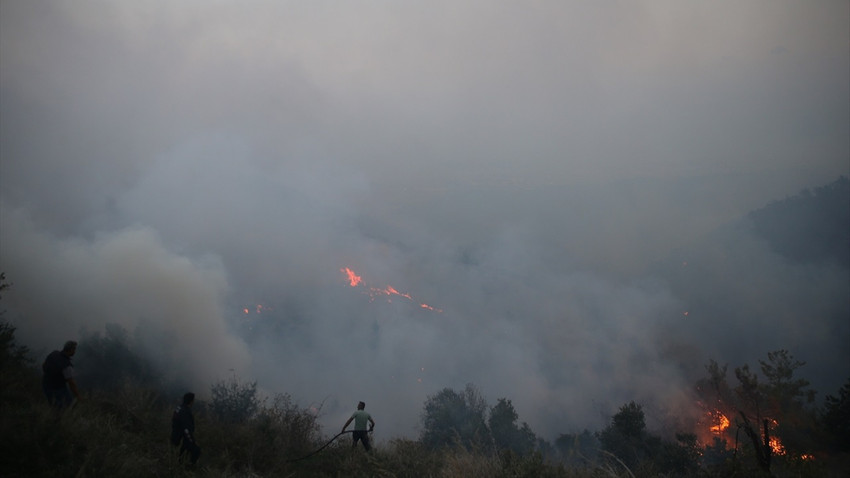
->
734, 364, 763, 420
488, 398, 536, 455
748, 176, 850, 267
697, 359, 735, 409
0, 272, 11, 316
0, 320, 33, 407
0, 273, 27, 370
599, 401, 702, 475
821, 377, 850, 452
697, 349, 820, 474
0, 274, 31, 406
657, 433, 701, 477
420, 383, 491, 451
598, 401, 648, 469
759, 350, 815, 415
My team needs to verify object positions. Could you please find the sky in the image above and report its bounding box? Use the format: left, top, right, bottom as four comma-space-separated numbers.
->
1, 1, 848, 441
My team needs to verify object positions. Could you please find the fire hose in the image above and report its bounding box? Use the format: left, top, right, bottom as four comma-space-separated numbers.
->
286, 428, 374, 463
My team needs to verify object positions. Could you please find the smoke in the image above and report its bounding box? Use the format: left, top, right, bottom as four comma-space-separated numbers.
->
0, 203, 250, 390
2, 167, 848, 440
1, 0, 848, 442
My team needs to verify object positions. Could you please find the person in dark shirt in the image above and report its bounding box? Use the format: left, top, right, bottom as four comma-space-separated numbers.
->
171, 392, 201, 464
42, 340, 80, 408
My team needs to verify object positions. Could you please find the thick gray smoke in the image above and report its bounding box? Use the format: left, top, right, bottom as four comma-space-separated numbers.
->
1, 1, 848, 441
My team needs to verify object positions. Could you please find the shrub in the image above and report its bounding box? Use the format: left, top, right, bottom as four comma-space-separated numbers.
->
209, 377, 260, 423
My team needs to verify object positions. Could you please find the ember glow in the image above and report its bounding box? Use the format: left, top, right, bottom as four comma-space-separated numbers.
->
770, 436, 787, 456
342, 267, 362, 287
709, 411, 730, 434
694, 404, 735, 447
768, 419, 787, 456
340, 267, 443, 313
242, 304, 271, 315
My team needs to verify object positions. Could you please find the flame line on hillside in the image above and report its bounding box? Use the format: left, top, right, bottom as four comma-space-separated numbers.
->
340, 267, 443, 313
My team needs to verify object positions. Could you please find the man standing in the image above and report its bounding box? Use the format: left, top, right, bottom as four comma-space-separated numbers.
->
171, 392, 201, 465
42, 340, 80, 408
342, 401, 375, 451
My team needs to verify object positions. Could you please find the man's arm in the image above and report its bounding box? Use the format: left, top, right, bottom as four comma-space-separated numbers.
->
64, 363, 80, 401
368, 416, 375, 431
342, 416, 354, 432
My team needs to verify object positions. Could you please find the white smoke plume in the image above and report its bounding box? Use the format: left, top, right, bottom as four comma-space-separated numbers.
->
1, 0, 847, 441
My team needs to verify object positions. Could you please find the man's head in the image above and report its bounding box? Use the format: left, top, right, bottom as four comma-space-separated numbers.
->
62, 340, 77, 356
357, 401, 365, 410
183, 392, 195, 406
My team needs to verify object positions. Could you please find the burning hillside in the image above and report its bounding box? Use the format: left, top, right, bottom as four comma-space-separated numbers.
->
340, 266, 443, 313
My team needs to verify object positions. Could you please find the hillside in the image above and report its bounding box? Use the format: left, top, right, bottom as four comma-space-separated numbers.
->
748, 176, 850, 268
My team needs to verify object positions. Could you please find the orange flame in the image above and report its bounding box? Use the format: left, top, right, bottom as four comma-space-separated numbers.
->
694, 405, 733, 447
341, 267, 362, 287
709, 411, 730, 434
341, 266, 443, 313
770, 436, 786, 455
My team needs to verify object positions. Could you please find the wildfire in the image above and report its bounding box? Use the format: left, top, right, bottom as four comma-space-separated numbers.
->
709, 411, 730, 434
342, 267, 362, 287
340, 266, 443, 313
770, 436, 786, 455
693, 404, 734, 447
695, 405, 812, 461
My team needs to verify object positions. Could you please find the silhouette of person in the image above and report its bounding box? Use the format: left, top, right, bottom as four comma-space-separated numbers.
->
42, 340, 80, 408
171, 392, 201, 464
342, 401, 375, 451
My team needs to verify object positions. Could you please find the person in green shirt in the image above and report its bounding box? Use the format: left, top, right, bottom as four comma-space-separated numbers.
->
341, 401, 375, 451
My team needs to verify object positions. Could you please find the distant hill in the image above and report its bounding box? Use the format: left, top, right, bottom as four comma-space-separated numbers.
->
748, 176, 849, 268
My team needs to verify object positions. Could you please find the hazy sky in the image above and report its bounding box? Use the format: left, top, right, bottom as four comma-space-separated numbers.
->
1, 1, 848, 441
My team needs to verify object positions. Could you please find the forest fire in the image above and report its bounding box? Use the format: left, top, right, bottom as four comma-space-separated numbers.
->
709, 410, 730, 434
768, 419, 787, 456
694, 404, 732, 444
693, 404, 808, 465
341, 267, 443, 313
770, 436, 787, 456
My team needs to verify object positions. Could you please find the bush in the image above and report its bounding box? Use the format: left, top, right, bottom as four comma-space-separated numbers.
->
209, 377, 260, 423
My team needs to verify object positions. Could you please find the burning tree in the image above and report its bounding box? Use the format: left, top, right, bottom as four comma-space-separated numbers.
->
695, 349, 818, 474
